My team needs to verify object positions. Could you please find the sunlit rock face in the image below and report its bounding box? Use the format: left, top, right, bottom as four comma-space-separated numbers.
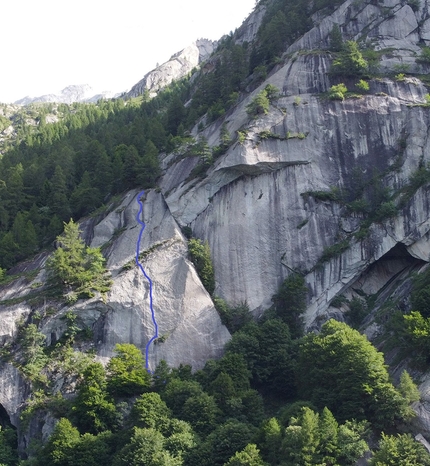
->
126, 39, 217, 98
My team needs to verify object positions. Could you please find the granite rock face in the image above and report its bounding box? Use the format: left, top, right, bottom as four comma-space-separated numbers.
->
163, 86, 430, 322
15, 190, 230, 372
161, 0, 430, 326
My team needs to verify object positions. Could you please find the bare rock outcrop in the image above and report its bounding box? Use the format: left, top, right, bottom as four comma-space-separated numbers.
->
126, 39, 216, 98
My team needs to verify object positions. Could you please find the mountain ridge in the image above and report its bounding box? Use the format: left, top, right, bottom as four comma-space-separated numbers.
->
14, 84, 121, 106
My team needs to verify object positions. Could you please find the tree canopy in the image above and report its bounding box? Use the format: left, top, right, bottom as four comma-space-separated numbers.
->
296, 320, 410, 428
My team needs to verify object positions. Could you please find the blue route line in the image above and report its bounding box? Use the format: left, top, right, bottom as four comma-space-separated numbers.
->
135, 190, 158, 373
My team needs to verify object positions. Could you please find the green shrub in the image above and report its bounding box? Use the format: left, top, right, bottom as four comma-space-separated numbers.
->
237, 130, 247, 144
181, 226, 193, 239
355, 79, 369, 92
407, 0, 420, 11
331, 295, 347, 308
246, 90, 270, 116
303, 187, 342, 202
264, 84, 280, 101
393, 63, 411, 74
318, 240, 350, 264
347, 198, 371, 214
345, 297, 368, 328
373, 201, 397, 222
329, 83, 348, 100
214, 298, 252, 333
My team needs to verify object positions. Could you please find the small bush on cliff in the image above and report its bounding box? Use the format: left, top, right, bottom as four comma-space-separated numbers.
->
213, 298, 252, 333
246, 90, 270, 117
417, 46, 430, 64
345, 296, 368, 329
328, 83, 348, 100
356, 79, 370, 92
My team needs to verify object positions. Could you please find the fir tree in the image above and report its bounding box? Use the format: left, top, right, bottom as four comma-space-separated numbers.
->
47, 219, 112, 298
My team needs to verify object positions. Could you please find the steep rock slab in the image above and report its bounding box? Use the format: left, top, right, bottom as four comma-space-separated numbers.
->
0, 188, 229, 378
41, 190, 230, 371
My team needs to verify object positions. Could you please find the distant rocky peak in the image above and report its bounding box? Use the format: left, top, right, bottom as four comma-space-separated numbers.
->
126, 39, 217, 99
14, 84, 119, 105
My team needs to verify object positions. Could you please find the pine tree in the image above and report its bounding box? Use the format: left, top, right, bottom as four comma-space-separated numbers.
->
329, 24, 343, 52
47, 219, 111, 297
332, 41, 368, 77
70, 171, 102, 218
94, 151, 114, 198
22, 220, 38, 257
49, 165, 71, 221
136, 140, 160, 187
319, 407, 339, 464
0, 231, 18, 269
121, 145, 140, 189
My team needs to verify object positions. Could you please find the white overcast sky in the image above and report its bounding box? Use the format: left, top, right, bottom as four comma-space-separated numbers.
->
1, 0, 256, 103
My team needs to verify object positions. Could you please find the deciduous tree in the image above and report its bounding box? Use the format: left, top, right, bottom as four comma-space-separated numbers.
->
297, 320, 408, 428
107, 344, 150, 397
